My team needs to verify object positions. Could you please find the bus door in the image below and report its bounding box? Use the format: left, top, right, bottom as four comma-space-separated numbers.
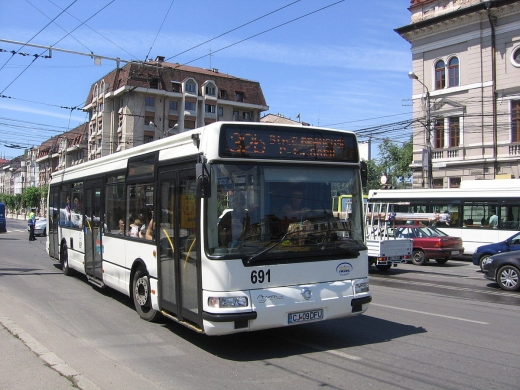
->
48, 189, 60, 259
158, 167, 201, 328
84, 180, 103, 281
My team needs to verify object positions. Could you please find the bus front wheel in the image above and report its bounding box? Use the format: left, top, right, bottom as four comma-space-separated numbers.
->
132, 266, 159, 322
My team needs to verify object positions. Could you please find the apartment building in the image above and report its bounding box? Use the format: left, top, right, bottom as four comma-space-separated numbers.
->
396, 0, 520, 188
83, 57, 268, 159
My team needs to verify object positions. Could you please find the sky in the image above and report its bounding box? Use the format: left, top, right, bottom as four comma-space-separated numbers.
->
0, 0, 414, 161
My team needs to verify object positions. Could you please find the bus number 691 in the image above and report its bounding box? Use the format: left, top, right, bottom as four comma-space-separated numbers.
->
251, 269, 271, 284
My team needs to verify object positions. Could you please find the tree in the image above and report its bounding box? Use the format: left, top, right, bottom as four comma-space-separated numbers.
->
377, 137, 413, 188
364, 137, 413, 192
23, 186, 42, 210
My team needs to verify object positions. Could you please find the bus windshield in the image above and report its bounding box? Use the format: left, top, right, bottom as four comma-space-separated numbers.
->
207, 163, 366, 260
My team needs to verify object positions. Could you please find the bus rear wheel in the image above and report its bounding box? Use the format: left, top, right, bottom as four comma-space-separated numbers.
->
61, 244, 72, 276
133, 267, 159, 321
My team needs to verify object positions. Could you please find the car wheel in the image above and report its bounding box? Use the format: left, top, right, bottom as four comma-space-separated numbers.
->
496, 265, 520, 291
435, 259, 449, 264
412, 250, 427, 265
133, 266, 159, 321
479, 254, 491, 272
376, 264, 392, 271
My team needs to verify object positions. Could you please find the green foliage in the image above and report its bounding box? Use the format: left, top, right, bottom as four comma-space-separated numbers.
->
23, 187, 42, 209
364, 137, 413, 192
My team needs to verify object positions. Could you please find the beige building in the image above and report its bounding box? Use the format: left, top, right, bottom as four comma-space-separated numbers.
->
396, 0, 520, 188
83, 57, 268, 159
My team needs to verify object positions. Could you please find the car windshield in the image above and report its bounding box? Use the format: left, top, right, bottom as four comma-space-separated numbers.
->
396, 225, 449, 238
206, 163, 366, 262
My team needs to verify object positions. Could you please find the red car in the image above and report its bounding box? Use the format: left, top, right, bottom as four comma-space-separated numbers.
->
393, 225, 464, 265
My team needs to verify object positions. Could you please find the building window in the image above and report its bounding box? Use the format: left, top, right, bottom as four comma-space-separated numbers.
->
242, 112, 251, 121
184, 120, 196, 129
144, 135, 154, 144
448, 57, 459, 87
168, 119, 177, 128
169, 101, 178, 110
150, 78, 159, 89
145, 97, 155, 107
171, 82, 181, 92
219, 90, 227, 99
450, 177, 461, 188
449, 117, 460, 147
205, 104, 215, 113
233, 110, 239, 120
218, 107, 223, 116
186, 81, 196, 93
434, 118, 444, 149
185, 101, 196, 111
433, 178, 444, 188
236, 92, 244, 102
435, 60, 445, 90
145, 114, 154, 126
205, 85, 216, 96
512, 100, 520, 142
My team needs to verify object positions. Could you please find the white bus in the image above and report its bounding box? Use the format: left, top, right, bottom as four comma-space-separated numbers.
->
47, 122, 371, 336
368, 179, 520, 255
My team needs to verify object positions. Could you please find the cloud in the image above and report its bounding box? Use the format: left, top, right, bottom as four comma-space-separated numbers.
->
0, 101, 85, 123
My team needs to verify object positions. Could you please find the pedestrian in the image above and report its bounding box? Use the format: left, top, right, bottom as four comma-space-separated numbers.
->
28, 207, 36, 241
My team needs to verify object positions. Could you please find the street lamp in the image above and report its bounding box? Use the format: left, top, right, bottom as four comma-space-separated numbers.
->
408, 71, 433, 189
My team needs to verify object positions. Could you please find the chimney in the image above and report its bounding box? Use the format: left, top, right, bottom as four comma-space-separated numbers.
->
155, 56, 165, 63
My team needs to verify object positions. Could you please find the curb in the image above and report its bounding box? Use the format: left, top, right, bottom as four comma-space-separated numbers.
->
0, 316, 100, 390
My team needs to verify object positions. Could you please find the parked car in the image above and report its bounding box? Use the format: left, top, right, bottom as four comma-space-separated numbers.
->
472, 232, 520, 271
483, 251, 520, 291
393, 225, 464, 265
27, 218, 47, 237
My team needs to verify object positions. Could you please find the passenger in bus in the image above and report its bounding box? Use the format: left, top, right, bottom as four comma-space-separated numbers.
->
117, 219, 125, 235
218, 193, 249, 247
72, 197, 81, 211
489, 209, 498, 228
129, 219, 143, 237
282, 190, 310, 218
143, 218, 154, 241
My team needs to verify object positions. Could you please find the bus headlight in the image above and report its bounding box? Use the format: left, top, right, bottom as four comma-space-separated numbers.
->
208, 296, 249, 308
354, 281, 369, 294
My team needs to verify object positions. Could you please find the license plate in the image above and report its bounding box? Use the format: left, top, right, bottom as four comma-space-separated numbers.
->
288, 309, 323, 324
387, 256, 401, 260
451, 251, 460, 255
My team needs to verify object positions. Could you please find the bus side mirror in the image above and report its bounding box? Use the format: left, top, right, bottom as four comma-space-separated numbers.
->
196, 162, 211, 198
360, 160, 368, 188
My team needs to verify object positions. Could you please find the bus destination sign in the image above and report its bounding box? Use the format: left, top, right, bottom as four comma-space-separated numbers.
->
220, 126, 359, 162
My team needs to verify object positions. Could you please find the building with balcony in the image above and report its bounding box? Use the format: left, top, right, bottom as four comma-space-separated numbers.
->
396, 0, 520, 188
82, 57, 269, 159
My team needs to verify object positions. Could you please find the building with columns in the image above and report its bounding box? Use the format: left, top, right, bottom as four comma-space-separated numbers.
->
396, 0, 520, 188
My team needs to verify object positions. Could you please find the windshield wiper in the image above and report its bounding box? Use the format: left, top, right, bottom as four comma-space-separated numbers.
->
246, 231, 296, 265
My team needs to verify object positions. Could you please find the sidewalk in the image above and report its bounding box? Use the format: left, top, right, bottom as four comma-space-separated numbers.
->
0, 316, 99, 390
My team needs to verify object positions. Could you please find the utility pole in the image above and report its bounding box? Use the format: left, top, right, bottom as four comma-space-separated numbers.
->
409, 71, 433, 188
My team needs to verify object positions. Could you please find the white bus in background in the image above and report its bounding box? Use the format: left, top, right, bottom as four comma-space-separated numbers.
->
368, 179, 520, 255
47, 122, 371, 336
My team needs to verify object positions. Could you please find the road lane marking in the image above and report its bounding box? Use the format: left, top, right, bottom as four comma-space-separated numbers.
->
371, 303, 488, 324
288, 339, 362, 360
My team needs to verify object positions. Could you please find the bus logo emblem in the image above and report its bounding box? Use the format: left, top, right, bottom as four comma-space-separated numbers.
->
301, 288, 312, 300
336, 262, 353, 276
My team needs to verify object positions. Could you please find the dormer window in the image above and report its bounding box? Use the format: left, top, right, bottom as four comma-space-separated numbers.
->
236, 92, 244, 102
205, 85, 216, 96
150, 78, 159, 89
186, 81, 196, 94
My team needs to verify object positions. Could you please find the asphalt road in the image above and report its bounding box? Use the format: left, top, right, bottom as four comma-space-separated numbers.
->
2, 218, 520, 390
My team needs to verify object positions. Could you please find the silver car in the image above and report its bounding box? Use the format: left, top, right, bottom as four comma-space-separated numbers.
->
27, 218, 47, 237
